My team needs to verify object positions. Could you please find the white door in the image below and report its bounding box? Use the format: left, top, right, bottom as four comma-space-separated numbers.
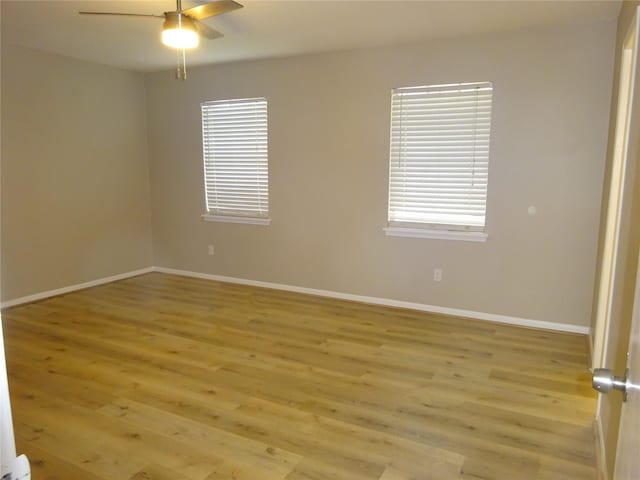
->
0, 314, 17, 475
592, 7, 639, 372
591, 7, 640, 479
0, 314, 30, 479
612, 251, 640, 479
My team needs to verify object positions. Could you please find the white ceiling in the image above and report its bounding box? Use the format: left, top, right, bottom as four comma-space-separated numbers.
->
2, 0, 622, 73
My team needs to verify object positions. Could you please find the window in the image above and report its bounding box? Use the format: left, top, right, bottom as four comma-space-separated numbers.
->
386, 82, 493, 241
201, 97, 269, 225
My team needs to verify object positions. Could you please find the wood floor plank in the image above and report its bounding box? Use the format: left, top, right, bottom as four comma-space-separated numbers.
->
14, 437, 108, 480
98, 397, 302, 477
3, 272, 597, 479
11, 381, 223, 480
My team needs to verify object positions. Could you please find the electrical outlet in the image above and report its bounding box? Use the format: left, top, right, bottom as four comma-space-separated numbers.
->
208, 245, 215, 256
433, 268, 443, 282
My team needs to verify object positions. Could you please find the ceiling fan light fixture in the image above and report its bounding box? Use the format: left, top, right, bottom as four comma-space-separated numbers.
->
162, 27, 199, 48
162, 13, 199, 49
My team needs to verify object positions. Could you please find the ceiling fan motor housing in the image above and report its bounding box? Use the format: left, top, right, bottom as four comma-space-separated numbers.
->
162, 11, 199, 48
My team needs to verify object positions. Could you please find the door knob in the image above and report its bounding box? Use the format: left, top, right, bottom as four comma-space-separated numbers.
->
592, 368, 629, 402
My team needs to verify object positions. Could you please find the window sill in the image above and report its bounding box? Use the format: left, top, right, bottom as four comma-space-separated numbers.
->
384, 226, 487, 242
202, 214, 271, 226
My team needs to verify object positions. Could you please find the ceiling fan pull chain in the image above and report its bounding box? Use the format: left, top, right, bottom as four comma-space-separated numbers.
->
176, 48, 187, 81
182, 48, 187, 80
175, 48, 180, 79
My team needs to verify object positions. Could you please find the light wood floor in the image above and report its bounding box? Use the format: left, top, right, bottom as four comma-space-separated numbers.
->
3, 272, 597, 480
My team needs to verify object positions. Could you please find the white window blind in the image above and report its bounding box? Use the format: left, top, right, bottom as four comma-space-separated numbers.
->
201, 97, 269, 218
388, 82, 493, 230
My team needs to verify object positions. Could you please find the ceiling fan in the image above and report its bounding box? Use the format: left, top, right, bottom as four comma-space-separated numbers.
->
79, 0, 243, 80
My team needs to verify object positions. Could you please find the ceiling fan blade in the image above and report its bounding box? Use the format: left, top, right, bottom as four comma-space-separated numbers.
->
78, 11, 165, 19
193, 19, 224, 40
181, 0, 243, 20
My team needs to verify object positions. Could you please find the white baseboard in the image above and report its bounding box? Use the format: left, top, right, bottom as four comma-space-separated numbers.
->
0, 264, 591, 335
594, 415, 608, 480
152, 266, 590, 335
0, 267, 154, 309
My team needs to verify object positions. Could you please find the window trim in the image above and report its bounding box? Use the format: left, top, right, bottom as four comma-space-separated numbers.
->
201, 97, 270, 222
201, 213, 271, 226
384, 226, 487, 242
387, 81, 493, 235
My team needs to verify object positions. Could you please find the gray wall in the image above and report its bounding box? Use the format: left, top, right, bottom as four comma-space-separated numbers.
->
145, 20, 615, 327
1, 44, 153, 300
